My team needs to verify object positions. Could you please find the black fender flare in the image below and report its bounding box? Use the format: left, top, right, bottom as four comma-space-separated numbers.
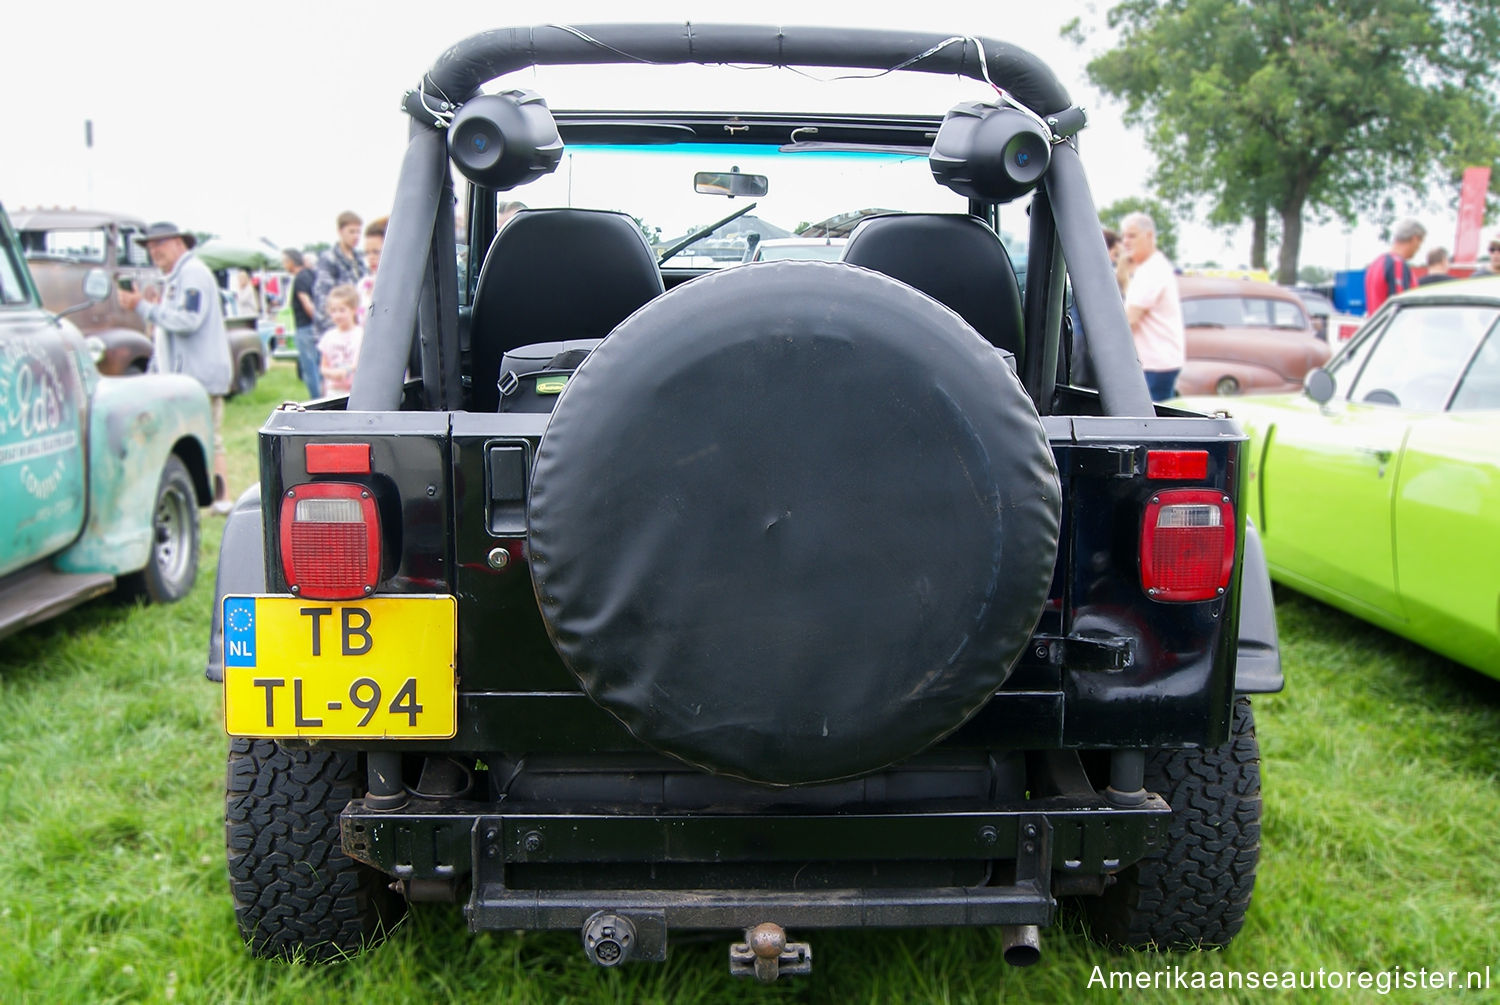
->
1234, 520, 1283, 694
205, 485, 265, 682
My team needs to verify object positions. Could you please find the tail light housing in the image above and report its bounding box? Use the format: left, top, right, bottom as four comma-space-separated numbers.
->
1140, 489, 1235, 602
280, 482, 381, 600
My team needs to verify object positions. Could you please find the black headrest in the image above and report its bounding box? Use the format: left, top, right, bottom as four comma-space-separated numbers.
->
470, 208, 664, 411
843, 214, 1024, 355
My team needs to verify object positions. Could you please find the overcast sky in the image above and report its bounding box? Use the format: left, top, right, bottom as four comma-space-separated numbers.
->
0, 0, 1436, 270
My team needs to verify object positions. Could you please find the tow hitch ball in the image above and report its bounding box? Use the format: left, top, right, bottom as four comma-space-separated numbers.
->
729, 922, 812, 983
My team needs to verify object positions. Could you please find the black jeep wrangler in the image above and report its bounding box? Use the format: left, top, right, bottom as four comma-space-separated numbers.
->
208, 24, 1281, 979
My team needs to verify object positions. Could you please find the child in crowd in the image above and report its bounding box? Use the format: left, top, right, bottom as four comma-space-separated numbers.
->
319, 284, 364, 395
357, 216, 386, 322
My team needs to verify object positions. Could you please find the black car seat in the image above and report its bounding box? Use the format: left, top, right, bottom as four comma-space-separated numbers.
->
468, 208, 665, 411
842, 213, 1024, 356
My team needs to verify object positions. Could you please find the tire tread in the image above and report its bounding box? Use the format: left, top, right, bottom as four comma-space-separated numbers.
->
224, 737, 400, 961
1084, 696, 1262, 950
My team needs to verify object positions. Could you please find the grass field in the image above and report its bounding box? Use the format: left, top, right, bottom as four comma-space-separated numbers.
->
1, 361, 1496, 1003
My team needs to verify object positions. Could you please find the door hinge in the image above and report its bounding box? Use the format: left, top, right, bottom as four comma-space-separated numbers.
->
1025, 634, 1135, 671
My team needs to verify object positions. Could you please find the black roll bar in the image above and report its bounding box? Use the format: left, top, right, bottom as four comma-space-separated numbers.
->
357, 23, 1152, 417
349, 120, 446, 411
1045, 144, 1154, 415
422, 24, 1072, 115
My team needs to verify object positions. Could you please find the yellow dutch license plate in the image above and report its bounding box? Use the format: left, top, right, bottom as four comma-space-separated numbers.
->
222, 595, 457, 739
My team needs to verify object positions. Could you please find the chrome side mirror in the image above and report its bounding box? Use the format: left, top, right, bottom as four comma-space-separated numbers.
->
1304, 367, 1335, 404
82, 267, 111, 302
55, 267, 112, 320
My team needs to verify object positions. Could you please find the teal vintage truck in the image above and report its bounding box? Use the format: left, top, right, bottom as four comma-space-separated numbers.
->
0, 202, 214, 638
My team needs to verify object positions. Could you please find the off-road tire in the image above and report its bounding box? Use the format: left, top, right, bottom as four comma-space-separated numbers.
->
119, 454, 199, 604
225, 738, 403, 961
1084, 696, 1261, 949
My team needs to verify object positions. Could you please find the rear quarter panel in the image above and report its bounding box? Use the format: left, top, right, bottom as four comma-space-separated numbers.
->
1191, 393, 1500, 679
1392, 412, 1500, 678
54, 372, 212, 576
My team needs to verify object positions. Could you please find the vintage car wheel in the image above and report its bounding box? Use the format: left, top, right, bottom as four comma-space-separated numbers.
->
119, 455, 199, 604
527, 262, 1061, 786
1083, 696, 1262, 949
234, 354, 261, 396
1214, 376, 1240, 395
225, 738, 403, 961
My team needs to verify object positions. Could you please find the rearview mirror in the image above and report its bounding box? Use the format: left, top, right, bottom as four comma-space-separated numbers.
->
694, 170, 769, 198
1304, 367, 1335, 404
82, 268, 111, 303
55, 267, 112, 321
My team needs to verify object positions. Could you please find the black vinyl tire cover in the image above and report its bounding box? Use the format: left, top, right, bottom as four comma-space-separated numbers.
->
527, 261, 1061, 785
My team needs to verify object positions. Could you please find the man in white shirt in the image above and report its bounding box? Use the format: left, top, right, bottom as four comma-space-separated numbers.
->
1120, 212, 1186, 401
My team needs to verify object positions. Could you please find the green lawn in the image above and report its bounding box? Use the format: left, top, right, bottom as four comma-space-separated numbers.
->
1, 361, 1496, 1003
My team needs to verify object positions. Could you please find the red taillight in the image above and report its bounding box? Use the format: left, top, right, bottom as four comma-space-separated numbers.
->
279, 482, 380, 600
1140, 489, 1235, 602
1146, 449, 1209, 480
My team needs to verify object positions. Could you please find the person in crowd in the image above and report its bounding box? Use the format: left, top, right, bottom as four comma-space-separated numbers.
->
117, 221, 234, 513
358, 216, 387, 321
1120, 212, 1185, 402
310, 211, 366, 395
497, 200, 527, 230
1418, 246, 1455, 285
281, 249, 319, 397
1065, 227, 1124, 388
1470, 239, 1500, 277
1107, 226, 1132, 295
232, 268, 260, 316
313, 210, 367, 328
319, 284, 364, 395
1309, 310, 1329, 343
1364, 218, 1425, 312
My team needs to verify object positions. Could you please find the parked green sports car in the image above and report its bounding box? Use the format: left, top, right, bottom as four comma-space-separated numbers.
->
1182, 278, 1500, 679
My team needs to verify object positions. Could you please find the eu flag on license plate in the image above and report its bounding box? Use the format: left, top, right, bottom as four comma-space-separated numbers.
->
223, 597, 257, 667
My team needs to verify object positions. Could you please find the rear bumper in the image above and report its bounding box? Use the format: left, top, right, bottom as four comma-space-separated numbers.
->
341, 791, 1170, 949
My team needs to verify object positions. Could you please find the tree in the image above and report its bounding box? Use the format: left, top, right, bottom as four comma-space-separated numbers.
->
631, 215, 662, 248
1066, 0, 1500, 283
1098, 196, 1179, 262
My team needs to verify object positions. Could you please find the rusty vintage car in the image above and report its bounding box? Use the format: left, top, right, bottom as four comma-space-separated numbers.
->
13, 208, 268, 393
0, 201, 213, 637
1176, 276, 1332, 396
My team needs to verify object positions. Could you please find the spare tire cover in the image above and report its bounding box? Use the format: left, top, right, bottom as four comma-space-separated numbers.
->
528, 262, 1061, 785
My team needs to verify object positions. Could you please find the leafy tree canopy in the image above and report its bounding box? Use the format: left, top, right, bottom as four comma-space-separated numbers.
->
1066, 0, 1500, 282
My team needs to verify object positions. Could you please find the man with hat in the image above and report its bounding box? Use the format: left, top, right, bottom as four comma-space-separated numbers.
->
118, 221, 234, 513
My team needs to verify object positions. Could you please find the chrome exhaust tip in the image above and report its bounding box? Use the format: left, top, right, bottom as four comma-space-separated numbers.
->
1001, 924, 1041, 967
